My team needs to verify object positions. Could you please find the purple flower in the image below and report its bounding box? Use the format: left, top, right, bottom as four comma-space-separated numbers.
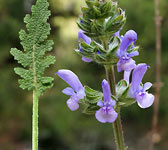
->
78, 30, 93, 63
56, 69, 85, 111
95, 79, 118, 123
116, 30, 139, 72
129, 64, 154, 108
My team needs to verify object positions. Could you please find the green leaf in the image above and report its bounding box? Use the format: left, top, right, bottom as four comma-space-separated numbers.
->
118, 98, 136, 107
82, 104, 100, 115
79, 86, 103, 115
84, 86, 103, 104
116, 80, 128, 97
10, 0, 56, 96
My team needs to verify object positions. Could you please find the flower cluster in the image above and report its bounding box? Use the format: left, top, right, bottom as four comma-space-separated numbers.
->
57, 70, 118, 123
56, 29, 154, 123
56, 0, 154, 124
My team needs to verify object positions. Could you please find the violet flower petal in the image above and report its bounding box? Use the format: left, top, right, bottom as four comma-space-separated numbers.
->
110, 100, 116, 106
114, 30, 120, 38
120, 30, 137, 56
116, 49, 120, 58
124, 71, 131, 84
78, 30, 92, 63
130, 64, 148, 95
136, 92, 154, 108
57, 70, 84, 93
143, 82, 152, 91
97, 100, 104, 107
66, 98, 79, 111
76, 89, 86, 100
62, 87, 75, 96
95, 108, 118, 123
82, 57, 93, 62
102, 79, 111, 103
78, 30, 91, 44
117, 58, 136, 72
127, 51, 139, 57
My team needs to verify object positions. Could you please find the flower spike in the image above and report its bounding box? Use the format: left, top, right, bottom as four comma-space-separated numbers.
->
56, 69, 85, 111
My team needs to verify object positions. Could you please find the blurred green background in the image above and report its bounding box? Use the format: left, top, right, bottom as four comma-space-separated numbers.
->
0, 0, 168, 149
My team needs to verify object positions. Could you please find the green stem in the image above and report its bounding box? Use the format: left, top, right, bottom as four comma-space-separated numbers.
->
105, 65, 125, 150
102, 38, 125, 150
32, 89, 39, 150
105, 65, 116, 95
32, 45, 39, 150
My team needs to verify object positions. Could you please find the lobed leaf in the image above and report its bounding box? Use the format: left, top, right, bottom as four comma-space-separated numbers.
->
10, 0, 56, 96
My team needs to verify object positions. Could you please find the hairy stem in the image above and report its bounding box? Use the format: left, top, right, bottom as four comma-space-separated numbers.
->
105, 65, 116, 95
105, 65, 125, 150
32, 89, 39, 150
32, 45, 39, 150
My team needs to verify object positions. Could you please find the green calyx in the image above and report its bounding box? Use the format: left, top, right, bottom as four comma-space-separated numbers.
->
76, 36, 120, 65
77, 0, 126, 38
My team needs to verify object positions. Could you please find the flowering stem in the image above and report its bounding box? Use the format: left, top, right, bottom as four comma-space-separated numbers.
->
32, 89, 39, 150
105, 65, 125, 150
105, 65, 116, 95
102, 38, 125, 150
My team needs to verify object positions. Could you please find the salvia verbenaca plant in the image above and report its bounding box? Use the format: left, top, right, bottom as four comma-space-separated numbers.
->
10, 0, 56, 149
57, 0, 155, 150
10, 0, 155, 149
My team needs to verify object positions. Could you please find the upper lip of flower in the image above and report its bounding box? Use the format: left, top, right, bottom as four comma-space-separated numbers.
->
115, 30, 138, 72
119, 30, 137, 54
56, 69, 84, 93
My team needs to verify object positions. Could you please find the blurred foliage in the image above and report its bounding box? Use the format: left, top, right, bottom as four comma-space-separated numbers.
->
0, 0, 168, 149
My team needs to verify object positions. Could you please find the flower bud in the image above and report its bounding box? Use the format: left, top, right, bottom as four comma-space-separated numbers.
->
77, 0, 126, 38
